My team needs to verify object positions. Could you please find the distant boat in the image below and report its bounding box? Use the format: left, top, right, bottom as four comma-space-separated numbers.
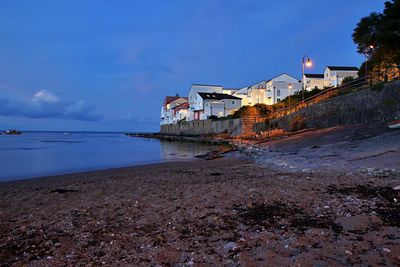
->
63, 132, 71, 135
4, 129, 22, 135
388, 120, 400, 129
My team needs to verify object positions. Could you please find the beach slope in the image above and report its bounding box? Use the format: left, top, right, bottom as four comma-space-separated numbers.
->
1, 158, 399, 266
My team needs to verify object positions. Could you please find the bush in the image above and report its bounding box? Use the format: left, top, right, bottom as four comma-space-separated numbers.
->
232, 105, 260, 118
254, 103, 272, 115
341, 76, 355, 85
208, 115, 218, 120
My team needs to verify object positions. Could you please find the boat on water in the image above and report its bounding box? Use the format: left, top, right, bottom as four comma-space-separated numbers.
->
388, 120, 400, 129
4, 129, 22, 135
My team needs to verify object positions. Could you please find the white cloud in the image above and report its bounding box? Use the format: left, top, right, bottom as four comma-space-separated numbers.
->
32, 89, 59, 103
0, 90, 101, 121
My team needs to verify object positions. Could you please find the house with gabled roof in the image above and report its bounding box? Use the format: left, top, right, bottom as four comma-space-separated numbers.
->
160, 95, 188, 125
265, 73, 301, 105
171, 102, 189, 123
324, 66, 359, 87
196, 92, 242, 120
187, 84, 224, 121
303, 73, 325, 91
232, 80, 268, 106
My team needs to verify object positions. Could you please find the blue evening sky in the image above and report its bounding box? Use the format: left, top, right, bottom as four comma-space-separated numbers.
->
0, 0, 385, 132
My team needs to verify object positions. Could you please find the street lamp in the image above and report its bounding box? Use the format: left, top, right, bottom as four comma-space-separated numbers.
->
302, 55, 312, 101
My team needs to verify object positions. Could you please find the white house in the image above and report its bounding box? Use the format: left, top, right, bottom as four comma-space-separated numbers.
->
197, 92, 242, 120
187, 84, 223, 121
232, 87, 250, 106
222, 88, 239, 95
303, 73, 325, 91
232, 81, 267, 106
324, 66, 359, 87
171, 102, 189, 123
160, 95, 188, 125
265, 73, 302, 105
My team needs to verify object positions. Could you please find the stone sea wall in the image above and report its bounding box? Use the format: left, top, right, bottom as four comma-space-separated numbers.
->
160, 118, 242, 136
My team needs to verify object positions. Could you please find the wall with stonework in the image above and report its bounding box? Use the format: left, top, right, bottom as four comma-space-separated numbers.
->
160, 118, 242, 136
266, 79, 400, 131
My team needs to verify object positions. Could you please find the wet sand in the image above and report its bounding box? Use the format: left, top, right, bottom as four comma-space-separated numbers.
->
1, 157, 400, 266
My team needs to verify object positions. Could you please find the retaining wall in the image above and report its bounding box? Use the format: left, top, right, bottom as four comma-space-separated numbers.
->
264, 80, 400, 131
160, 118, 242, 136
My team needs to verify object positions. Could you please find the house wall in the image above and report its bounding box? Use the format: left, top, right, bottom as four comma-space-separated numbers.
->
222, 98, 242, 116
161, 108, 174, 125
172, 109, 188, 123
246, 87, 267, 106
232, 87, 250, 106
187, 85, 223, 121
201, 98, 242, 119
303, 75, 325, 91
161, 98, 187, 125
223, 89, 237, 95
266, 75, 301, 104
203, 101, 225, 119
324, 69, 358, 87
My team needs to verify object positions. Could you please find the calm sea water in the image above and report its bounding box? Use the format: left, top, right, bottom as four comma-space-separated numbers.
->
0, 132, 216, 182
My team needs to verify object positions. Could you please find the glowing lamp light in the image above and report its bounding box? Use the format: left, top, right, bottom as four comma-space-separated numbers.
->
305, 58, 313, 68
288, 83, 293, 89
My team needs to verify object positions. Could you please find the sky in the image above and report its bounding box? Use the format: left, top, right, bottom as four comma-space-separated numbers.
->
0, 0, 386, 132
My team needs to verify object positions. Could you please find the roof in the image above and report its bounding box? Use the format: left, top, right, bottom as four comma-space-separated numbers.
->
304, 73, 324, 78
172, 102, 189, 110
250, 80, 266, 87
198, 92, 242, 100
163, 96, 187, 106
192, 83, 223, 87
326, 66, 359, 71
266, 73, 299, 83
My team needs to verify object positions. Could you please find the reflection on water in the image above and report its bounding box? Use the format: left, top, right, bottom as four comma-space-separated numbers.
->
160, 141, 214, 160
0, 132, 216, 181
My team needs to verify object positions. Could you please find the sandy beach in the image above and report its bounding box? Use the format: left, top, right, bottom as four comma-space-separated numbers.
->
1, 145, 400, 266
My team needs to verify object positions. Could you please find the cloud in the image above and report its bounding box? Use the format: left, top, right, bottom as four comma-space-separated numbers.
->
0, 90, 102, 121
32, 89, 59, 103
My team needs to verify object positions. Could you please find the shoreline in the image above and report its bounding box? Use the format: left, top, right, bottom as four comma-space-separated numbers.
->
0, 159, 199, 185
0, 150, 245, 186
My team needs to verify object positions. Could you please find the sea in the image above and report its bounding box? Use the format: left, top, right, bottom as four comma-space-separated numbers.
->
0, 131, 216, 182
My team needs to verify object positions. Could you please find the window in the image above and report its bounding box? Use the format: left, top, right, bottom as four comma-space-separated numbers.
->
232, 101, 235, 105
277, 89, 281, 96
277, 98, 281, 102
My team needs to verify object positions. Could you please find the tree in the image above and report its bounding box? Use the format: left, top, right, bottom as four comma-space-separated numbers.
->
352, 0, 400, 81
